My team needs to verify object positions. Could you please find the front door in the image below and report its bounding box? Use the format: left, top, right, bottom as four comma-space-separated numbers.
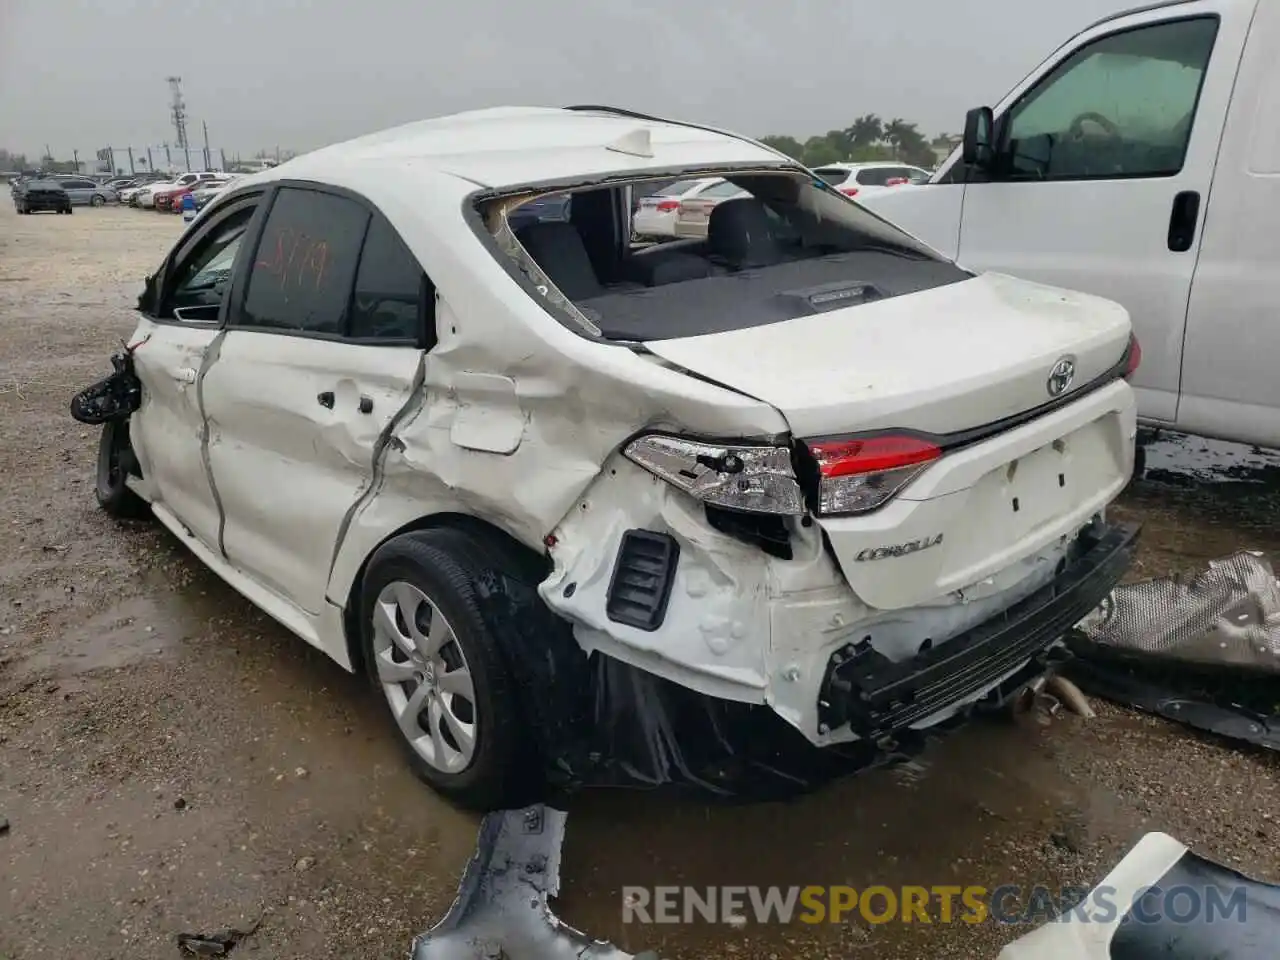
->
953, 7, 1247, 422
200, 184, 429, 616
128, 194, 265, 550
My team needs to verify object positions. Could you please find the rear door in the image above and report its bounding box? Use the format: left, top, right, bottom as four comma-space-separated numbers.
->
200, 184, 428, 616
128, 194, 266, 549
953, 7, 1248, 422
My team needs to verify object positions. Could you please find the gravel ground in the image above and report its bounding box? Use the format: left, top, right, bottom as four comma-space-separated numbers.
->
2, 200, 1279, 960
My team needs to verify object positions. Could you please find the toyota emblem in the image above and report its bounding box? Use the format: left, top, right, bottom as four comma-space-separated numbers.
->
1047, 357, 1075, 397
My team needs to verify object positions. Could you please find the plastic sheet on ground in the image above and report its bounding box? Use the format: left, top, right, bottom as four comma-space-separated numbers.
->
1069, 551, 1280, 750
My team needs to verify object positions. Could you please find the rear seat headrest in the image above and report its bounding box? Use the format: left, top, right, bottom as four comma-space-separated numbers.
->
707, 198, 782, 270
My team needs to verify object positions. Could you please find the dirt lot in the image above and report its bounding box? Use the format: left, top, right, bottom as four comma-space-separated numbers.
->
3, 200, 1280, 960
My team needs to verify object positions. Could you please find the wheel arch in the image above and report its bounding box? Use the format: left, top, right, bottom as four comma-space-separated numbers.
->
339, 512, 551, 677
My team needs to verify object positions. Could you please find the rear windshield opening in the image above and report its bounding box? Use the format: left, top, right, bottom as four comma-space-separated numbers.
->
488, 170, 969, 342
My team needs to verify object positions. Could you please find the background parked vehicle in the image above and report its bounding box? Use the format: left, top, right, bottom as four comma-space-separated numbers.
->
135, 172, 222, 209
673, 179, 748, 237
12, 179, 72, 214
190, 179, 236, 210
633, 177, 724, 239
506, 192, 572, 232
858, 0, 1279, 454
51, 176, 116, 206
811, 162, 933, 197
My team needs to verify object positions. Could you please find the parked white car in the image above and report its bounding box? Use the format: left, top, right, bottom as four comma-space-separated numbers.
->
673, 178, 750, 237
811, 162, 932, 198
858, 0, 1280, 455
632, 177, 723, 238
74, 105, 1140, 810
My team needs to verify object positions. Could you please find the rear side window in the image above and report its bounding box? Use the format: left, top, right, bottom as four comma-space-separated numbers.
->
854, 168, 896, 186
813, 167, 852, 185
350, 215, 429, 342
240, 187, 370, 335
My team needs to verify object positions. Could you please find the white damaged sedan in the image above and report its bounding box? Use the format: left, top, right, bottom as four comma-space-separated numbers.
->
73, 106, 1140, 809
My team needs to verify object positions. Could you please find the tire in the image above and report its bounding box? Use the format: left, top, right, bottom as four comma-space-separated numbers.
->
64, 206, 73, 215
90, 194, 105, 207
360, 528, 532, 810
95, 419, 150, 519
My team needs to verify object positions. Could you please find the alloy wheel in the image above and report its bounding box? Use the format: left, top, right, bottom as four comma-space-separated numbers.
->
371, 580, 478, 774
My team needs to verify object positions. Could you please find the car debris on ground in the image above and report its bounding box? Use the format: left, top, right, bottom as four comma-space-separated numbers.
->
413, 805, 660, 960
1070, 550, 1280, 750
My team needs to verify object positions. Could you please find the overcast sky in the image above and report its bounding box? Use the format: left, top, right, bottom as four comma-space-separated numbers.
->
1, 0, 1131, 159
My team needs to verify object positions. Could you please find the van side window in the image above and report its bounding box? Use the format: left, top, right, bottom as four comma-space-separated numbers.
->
1002, 17, 1219, 181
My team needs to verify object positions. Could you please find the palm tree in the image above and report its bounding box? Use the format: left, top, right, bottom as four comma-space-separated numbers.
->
844, 114, 884, 151
883, 118, 914, 159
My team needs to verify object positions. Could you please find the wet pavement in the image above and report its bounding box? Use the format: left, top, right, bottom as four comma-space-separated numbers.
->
3, 201, 1280, 959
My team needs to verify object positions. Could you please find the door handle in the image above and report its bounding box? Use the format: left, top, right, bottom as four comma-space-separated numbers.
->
317, 391, 335, 409
1167, 190, 1201, 252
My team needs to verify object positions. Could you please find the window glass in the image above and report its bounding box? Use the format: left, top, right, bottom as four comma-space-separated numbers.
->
1004, 17, 1219, 179
165, 205, 256, 319
812, 167, 853, 185
350, 215, 428, 341
701, 180, 747, 198
240, 188, 370, 334
855, 167, 896, 186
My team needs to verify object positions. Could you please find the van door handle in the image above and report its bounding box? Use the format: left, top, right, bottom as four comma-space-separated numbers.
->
317, 391, 335, 409
1168, 191, 1201, 252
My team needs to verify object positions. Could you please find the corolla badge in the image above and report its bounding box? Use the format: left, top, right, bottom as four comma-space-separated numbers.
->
854, 533, 944, 562
1047, 357, 1075, 397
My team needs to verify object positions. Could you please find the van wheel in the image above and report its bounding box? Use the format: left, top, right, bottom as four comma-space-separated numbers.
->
360, 529, 532, 811
90, 194, 105, 207
96, 420, 150, 519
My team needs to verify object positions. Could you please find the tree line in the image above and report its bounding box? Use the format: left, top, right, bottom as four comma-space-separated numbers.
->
758, 114, 955, 169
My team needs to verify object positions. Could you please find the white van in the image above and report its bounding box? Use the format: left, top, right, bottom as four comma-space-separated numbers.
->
860, 0, 1280, 452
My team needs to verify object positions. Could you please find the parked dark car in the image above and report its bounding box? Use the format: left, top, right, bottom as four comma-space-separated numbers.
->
13, 179, 72, 214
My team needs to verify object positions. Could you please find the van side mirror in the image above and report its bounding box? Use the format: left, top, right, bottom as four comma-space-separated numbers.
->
962, 106, 996, 169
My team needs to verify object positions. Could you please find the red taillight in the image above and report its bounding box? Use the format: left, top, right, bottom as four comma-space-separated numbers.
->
839, 186, 860, 197
806, 435, 940, 515
886, 177, 908, 186
656, 199, 680, 212
1124, 334, 1142, 379
809, 436, 941, 478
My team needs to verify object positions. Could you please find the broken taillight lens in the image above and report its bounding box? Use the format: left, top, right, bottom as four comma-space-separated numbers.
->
623, 434, 805, 516
806, 435, 941, 515
1123, 333, 1142, 380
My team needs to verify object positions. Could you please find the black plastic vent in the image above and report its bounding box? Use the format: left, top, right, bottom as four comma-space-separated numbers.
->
606, 530, 680, 631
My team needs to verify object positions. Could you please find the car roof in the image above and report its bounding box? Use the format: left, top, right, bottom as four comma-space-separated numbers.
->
814, 161, 924, 171
236, 106, 786, 192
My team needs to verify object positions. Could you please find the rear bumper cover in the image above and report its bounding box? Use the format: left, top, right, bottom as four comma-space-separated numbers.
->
818, 519, 1140, 737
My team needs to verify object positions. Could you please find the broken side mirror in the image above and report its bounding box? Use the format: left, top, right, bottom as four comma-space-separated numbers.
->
137, 273, 158, 315
962, 106, 996, 170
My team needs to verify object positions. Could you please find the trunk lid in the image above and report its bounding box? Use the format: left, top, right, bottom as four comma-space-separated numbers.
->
643, 272, 1132, 437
